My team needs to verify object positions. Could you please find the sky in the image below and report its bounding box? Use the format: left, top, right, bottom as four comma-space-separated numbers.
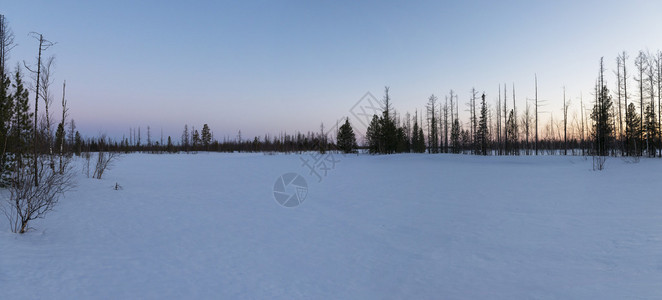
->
3, 0, 662, 142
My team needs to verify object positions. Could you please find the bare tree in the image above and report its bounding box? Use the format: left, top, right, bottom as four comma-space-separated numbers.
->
0, 14, 15, 176
615, 55, 623, 152
635, 51, 647, 156
512, 83, 518, 155
94, 151, 119, 179
618, 51, 630, 155
503, 84, 508, 155
39, 56, 56, 165
535, 74, 539, 155
0, 14, 16, 74
468, 88, 478, 154
580, 93, 586, 156
562, 87, 570, 155
426, 94, 438, 153
657, 51, 662, 157
2, 156, 74, 233
646, 52, 658, 157
24, 33, 55, 185
57, 80, 69, 173
496, 84, 502, 155
442, 97, 448, 153
521, 102, 532, 155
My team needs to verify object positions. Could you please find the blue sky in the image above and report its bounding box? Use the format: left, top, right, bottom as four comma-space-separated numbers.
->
3, 0, 662, 141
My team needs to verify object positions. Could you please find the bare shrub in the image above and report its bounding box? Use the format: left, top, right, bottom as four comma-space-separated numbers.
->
2, 156, 75, 233
82, 151, 91, 178
93, 152, 119, 179
592, 155, 607, 171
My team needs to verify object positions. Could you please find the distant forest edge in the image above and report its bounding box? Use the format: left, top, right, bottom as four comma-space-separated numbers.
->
2, 14, 662, 159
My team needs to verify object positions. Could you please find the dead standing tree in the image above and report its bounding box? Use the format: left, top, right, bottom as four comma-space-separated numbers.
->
634, 51, 647, 156
24, 32, 55, 186
39, 56, 56, 169
58, 80, 69, 173
562, 87, 570, 155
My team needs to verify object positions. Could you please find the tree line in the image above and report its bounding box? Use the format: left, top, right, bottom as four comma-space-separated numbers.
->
362, 51, 662, 158
68, 47, 662, 159
1, 15, 80, 233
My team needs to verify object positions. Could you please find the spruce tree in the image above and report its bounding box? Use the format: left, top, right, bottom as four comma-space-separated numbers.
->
380, 87, 397, 154
625, 103, 641, 156
167, 136, 174, 153
192, 129, 201, 150
417, 126, 425, 152
201, 124, 211, 150
477, 93, 489, 155
451, 118, 461, 154
591, 84, 613, 156
54, 123, 65, 154
506, 109, 517, 155
0, 65, 10, 180
74, 131, 82, 155
644, 104, 658, 157
411, 113, 421, 153
336, 118, 357, 153
366, 115, 381, 154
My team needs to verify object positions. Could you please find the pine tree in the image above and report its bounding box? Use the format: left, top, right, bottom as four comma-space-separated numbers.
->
366, 115, 381, 154
192, 129, 201, 151
10, 67, 32, 154
591, 59, 614, 156
426, 94, 438, 153
625, 103, 641, 155
395, 127, 408, 153
506, 109, 517, 155
380, 87, 397, 154
417, 126, 425, 153
0, 15, 13, 182
201, 123, 211, 150
181, 124, 189, 152
411, 111, 422, 153
54, 123, 65, 155
74, 131, 82, 155
451, 118, 461, 154
336, 118, 357, 153
167, 136, 174, 153
644, 104, 658, 157
477, 93, 489, 155
0, 66, 10, 180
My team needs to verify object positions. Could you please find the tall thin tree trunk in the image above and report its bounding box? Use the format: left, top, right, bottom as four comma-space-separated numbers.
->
33, 35, 43, 187
535, 74, 538, 155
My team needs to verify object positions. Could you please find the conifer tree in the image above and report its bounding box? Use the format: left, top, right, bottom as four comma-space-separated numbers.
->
380, 87, 397, 154
73, 131, 82, 155
336, 118, 357, 153
366, 115, 381, 154
417, 125, 425, 153
192, 128, 200, 150
54, 123, 65, 155
591, 58, 614, 156
411, 110, 422, 153
477, 93, 489, 155
625, 103, 641, 155
451, 118, 461, 154
644, 104, 658, 156
201, 124, 211, 150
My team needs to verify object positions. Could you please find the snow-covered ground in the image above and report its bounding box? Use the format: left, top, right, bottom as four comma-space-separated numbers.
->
1, 153, 661, 299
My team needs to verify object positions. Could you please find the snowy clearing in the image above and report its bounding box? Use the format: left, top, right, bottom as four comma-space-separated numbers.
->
1, 153, 661, 299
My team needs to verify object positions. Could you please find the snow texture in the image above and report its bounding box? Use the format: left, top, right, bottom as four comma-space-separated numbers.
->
1, 153, 661, 299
